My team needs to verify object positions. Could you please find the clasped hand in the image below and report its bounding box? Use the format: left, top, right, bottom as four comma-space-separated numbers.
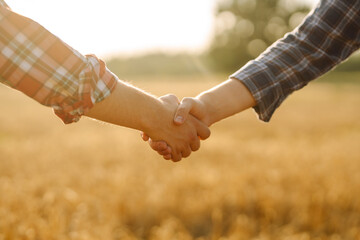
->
142, 95, 210, 162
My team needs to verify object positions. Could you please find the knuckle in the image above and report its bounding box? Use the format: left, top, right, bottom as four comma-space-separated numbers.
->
182, 97, 193, 103
167, 94, 179, 102
154, 142, 161, 148
160, 142, 168, 150
150, 141, 159, 148
160, 94, 178, 103
160, 148, 171, 155
176, 107, 186, 115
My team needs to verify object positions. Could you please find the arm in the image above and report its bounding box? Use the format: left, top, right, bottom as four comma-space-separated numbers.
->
146, 0, 360, 156
231, 0, 360, 122
0, 3, 210, 161
141, 80, 255, 159
171, 0, 360, 126
175, 0, 360, 126
86, 82, 210, 162
174, 79, 255, 126
0, 5, 116, 124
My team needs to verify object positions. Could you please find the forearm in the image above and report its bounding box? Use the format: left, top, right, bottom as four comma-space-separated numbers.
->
86, 80, 211, 161
230, 1, 360, 122
197, 79, 255, 126
85, 80, 162, 133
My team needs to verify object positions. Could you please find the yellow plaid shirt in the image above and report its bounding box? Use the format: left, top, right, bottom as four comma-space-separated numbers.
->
0, 0, 118, 123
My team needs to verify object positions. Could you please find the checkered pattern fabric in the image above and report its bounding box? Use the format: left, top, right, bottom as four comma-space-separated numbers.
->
0, 0, 118, 124
231, 0, 360, 122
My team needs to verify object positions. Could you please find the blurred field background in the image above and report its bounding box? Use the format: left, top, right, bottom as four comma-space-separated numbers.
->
0, 71, 360, 240
2, 0, 360, 239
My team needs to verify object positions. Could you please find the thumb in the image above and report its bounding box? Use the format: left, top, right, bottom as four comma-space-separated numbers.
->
174, 98, 208, 126
174, 98, 194, 125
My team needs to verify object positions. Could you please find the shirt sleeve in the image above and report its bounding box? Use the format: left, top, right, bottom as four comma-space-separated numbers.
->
0, 3, 118, 124
230, 0, 360, 122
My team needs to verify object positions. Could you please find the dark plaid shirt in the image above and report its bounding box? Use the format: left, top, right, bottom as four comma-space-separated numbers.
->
231, 0, 360, 122
0, 0, 118, 124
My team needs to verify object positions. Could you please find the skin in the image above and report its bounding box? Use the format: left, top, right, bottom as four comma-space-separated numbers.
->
142, 79, 256, 160
85, 80, 211, 162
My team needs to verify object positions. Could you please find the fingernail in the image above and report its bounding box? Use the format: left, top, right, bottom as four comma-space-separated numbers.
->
175, 116, 183, 123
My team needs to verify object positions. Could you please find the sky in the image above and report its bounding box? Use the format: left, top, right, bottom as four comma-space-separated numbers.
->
6, 0, 317, 58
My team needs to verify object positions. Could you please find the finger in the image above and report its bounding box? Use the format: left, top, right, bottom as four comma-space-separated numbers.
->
149, 139, 169, 152
190, 139, 200, 152
175, 98, 209, 126
171, 152, 182, 162
181, 146, 192, 158
141, 132, 149, 141
174, 98, 194, 125
157, 147, 172, 156
190, 116, 211, 140
163, 154, 172, 160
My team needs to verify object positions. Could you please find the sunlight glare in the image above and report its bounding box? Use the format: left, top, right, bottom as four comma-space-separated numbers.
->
6, 0, 217, 57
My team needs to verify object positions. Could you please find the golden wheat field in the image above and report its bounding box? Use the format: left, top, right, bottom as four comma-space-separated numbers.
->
0, 73, 360, 240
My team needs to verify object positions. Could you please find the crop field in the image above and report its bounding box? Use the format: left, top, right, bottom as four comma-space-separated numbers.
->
0, 73, 360, 240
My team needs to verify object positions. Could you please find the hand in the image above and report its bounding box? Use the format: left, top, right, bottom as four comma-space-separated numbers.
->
142, 96, 210, 161
173, 97, 210, 126
141, 133, 172, 160
143, 94, 210, 162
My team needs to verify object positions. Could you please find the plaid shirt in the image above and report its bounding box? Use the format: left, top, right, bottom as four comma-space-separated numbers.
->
231, 0, 360, 122
0, 0, 118, 124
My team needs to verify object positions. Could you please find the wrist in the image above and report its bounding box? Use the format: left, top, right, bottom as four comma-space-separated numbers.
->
196, 95, 213, 126
141, 98, 174, 140
141, 101, 163, 136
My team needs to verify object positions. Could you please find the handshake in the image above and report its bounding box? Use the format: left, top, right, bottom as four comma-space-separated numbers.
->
141, 94, 212, 162
86, 78, 255, 162
139, 79, 256, 162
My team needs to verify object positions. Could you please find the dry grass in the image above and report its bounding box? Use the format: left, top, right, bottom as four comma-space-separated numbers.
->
0, 73, 360, 240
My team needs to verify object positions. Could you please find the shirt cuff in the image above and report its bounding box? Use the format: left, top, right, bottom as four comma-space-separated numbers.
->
230, 60, 286, 122
54, 55, 118, 124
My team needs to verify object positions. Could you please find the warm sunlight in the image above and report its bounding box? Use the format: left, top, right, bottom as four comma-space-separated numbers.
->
2, 0, 360, 239
6, 0, 217, 57
6, 0, 318, 58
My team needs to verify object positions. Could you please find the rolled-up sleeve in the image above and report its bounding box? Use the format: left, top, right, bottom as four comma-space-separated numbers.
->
0, 2, 118, 124
231, 0, 360, 122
